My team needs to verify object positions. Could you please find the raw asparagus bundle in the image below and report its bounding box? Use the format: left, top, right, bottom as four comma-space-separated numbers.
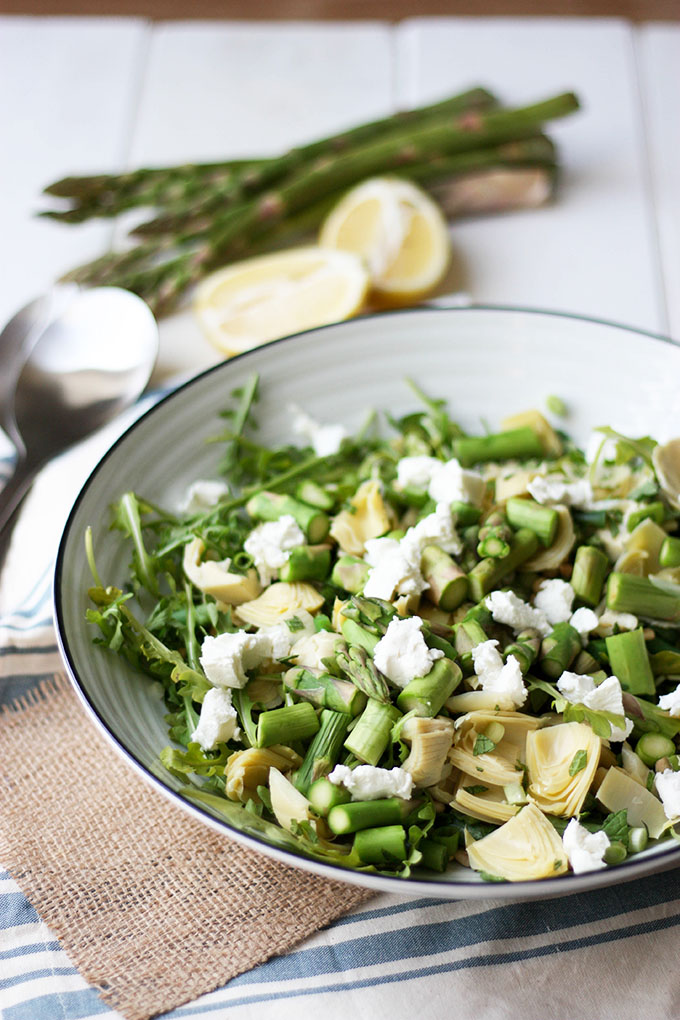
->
42, 87, 579, 315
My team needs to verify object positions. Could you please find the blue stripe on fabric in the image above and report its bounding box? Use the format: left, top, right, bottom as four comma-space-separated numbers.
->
0, 967, 76, 991
0, 941, 61, 960
330, 897, 449, 927
0, 893, 40, 927
216, 866, 680, 987
3, 987, 110, 1020
0, 643, 58, 657
168, 907, 680, 1016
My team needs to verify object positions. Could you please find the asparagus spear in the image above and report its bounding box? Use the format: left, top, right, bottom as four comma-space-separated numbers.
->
44, 86, 499, 217
605, 628, 656, 695
294, 710, 351, 794
59, 91, 579, 313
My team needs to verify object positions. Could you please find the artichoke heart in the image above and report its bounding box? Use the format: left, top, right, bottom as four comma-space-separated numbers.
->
524, 505, 574, 571
449, 710, 541, 786
494, 468, 536, 503
596, 766, 670, 839
652, 438, 680, 510
624, 518, 666, 575
234, 581, 324, 627
269, 766, 314, 833
526, 721, 601, 817
453, 776, 520, 824
501, 409, 563, 457
467, 802, 568, 881
401, 716, 454, 788
225, 745, 302, 803
183, 537, 261, 605
329, 479, 392, 556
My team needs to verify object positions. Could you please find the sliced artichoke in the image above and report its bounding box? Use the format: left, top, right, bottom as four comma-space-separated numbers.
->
653, 438, 680, 510
401, 716, 454, 788
613, 548, 649, 576
268, 766, 314, 833
183, 537, 261, 605
501, 409, 563, 457
329, 479, 392, 556
466, 802, 568, 881
624, 518, 666, 575
225, 745, 302, 803
596, 765, 670, 838
235, 582, 325, 627
449, 710, 541, 786
290, 630, 341, 671
524, 504, 575, 571
446, 690, 517, 714
526, 721, 601, 817
453, 776, 520, 824
620, 742, 651, 788
494, 468, 536, 503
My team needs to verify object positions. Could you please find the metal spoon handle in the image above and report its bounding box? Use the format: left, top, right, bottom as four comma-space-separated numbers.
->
0, 457, 41, 538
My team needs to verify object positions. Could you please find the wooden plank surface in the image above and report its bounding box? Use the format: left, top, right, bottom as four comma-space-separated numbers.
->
0, 17, 147, 328
3, 1, 680, 22
638, 24, 680, 341
397, 17, 664, 335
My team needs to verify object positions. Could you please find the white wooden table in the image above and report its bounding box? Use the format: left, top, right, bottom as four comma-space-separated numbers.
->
2, 16, 680, 1020
1, 16, 679, 382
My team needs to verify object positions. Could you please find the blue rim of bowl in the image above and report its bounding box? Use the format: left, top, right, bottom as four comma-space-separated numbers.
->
53, 302, 680, 898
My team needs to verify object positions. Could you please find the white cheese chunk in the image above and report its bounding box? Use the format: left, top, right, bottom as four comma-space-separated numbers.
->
658, 684, 680, 718
290, 629, 341, 671
594, 609, 639, 637
470, 639, 527, 709
570, 607, 600, 641
363, 537, 426, 601
179, 479, 230, 514
527, 475, 594, 508
395, 455, 485, 509
290, 405, 347, 457
200, 630, 273, 689
328, 763, 414, 801
403, 501, 462, 556
534, 578, 575, 626
655, 769, 680, 819
373, 616, 443, 689
193, 687, 240, 750
243, 514, 306, 586
428, 459, 486, 508
556, 671, 633, 742
562, 818, 610, 874
396, 455, 441, 490
485, 589, 550, 637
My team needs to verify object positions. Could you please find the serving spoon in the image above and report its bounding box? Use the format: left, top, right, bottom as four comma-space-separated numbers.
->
0, 285, 158, 546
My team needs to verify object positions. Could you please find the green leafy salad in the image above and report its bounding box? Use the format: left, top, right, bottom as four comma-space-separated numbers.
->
86, 375, 680, 882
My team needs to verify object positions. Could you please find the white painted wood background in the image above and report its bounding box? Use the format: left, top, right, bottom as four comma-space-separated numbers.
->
0, 16, 679, 380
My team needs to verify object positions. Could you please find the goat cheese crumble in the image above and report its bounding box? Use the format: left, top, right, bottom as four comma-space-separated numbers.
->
562, 818, 610, 873
193, 687, 240, 750
328, 763, 414, 801
243, 514, 306, 586
556, 671, 633, 742
470, 639, 527, 709
373, 616, 443, 689
655, 769, 680, 819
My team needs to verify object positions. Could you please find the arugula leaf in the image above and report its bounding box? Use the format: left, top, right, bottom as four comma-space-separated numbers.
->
569, 750, 588, 776
160, 742, 230, 779
473, 734, 496, 756
594, 427, 657, 468
563, 701, 626, 740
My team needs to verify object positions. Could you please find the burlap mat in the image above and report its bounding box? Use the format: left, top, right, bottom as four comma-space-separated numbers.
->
0, 674, 374, 1020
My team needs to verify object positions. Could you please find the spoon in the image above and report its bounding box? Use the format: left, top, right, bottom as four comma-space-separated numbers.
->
0, 285, 158, 541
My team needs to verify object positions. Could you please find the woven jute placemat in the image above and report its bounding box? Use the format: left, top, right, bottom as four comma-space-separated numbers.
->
0, 673, 374, 1020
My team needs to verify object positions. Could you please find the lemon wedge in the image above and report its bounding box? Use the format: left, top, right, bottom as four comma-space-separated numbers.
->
319, 177, 451, 305
194, 246, 370, 356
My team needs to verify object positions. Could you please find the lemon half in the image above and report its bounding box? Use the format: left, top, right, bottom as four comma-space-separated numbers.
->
319, 177, 451, 305
194, 246, 370, 356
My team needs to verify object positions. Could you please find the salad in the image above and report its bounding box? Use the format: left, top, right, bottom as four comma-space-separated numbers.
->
86, 375, 680, 883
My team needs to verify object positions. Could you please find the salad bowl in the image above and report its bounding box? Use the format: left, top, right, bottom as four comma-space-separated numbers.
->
54, 304, 680, 899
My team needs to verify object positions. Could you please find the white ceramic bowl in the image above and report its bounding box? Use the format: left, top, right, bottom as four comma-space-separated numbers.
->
54, 305, 680, 899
